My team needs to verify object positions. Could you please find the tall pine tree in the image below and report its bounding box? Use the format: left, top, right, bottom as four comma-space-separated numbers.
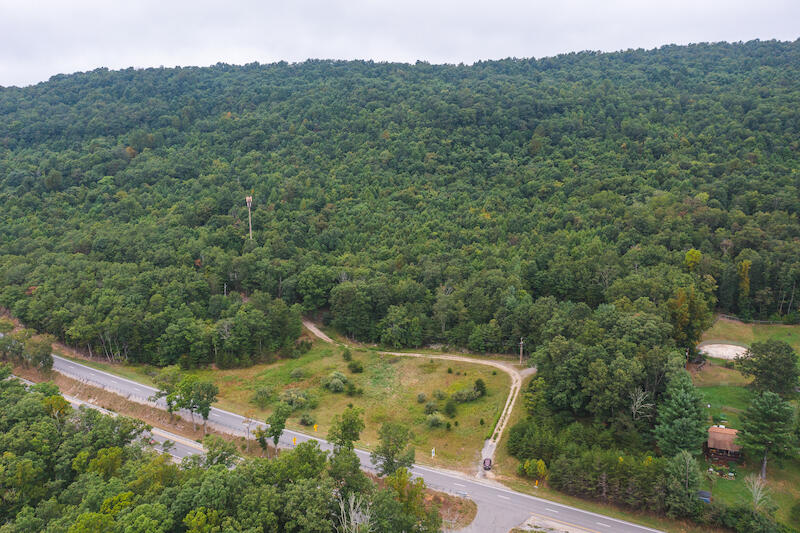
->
654, 371, 707, 456
737, 391, 797, 479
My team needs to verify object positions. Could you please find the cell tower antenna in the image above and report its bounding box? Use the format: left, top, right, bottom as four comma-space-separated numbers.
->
245, 196, 253, 240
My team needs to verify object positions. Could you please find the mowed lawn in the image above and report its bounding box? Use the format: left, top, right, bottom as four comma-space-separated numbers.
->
692, 361, 800, 527
702, 316, 800, 353
58, 340, 509, 471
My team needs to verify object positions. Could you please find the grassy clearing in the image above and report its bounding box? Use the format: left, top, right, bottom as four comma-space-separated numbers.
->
692, 364, 753, 428
702, 316, 800, 353
700, 447, 800, 527
57, 339, 509, 471
696, 386, 752, 428
692, 361, 800, 527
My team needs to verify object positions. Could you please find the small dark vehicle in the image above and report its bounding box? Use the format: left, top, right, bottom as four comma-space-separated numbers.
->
482, 458, 492, 470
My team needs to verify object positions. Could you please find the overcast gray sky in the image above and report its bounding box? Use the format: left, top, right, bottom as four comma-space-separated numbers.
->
1, 0, 798, 87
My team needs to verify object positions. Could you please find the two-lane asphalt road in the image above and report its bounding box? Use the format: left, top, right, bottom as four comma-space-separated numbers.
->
11, 373, 203, 462
52, 354, 663, 533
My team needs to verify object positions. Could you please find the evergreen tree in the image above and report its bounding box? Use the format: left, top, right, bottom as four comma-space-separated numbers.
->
654, 371, 707, 456
737, 392, 797, 479
664, 451, 701, 518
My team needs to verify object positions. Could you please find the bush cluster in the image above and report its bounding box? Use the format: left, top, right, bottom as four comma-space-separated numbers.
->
323, 371, 349, 392
279, 389, 316, 410
249, 385, 272, 409
426, 413, 447, 428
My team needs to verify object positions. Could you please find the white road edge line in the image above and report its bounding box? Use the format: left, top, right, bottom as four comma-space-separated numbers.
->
51, 353, 664, 533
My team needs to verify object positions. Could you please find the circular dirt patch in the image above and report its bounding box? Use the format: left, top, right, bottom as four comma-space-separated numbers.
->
698, 343, 747, 360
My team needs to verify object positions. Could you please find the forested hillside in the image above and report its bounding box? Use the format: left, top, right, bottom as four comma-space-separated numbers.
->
1, 40, 799, 367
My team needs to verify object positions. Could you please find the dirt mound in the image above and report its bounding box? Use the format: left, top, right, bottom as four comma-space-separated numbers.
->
699, 343, 747, 360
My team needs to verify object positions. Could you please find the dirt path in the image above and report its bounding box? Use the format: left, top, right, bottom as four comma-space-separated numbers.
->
301, 320, 530, 467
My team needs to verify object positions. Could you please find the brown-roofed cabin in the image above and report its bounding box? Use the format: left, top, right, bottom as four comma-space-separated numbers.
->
705, 426, 742, 463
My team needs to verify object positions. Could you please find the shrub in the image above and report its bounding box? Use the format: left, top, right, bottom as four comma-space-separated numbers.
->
289, 368, 307, 380
250, 385, 271, 409
452, 388, 480, 403
327, 378, 345, 393
474, 378, 486, 397
790, 501, 800, 526
479, 418, 485, 425
345, 383, 364, 396
324, 371, 349, 392
427, 413, 446, 428
454, 420, 459, 427
519, 458, 548, 481
416, 393, 427, 403
492, 370, 497, 375
446, 422, 451, 430
447, 367, 453, 374
433, 389, 447, 400
299, 412, 315, 426
424, 402, 439, 415
279, 389, 314, 410
282, 346, 301, 359
294, 339, 312, 355
347, 360, 364, 373
444, 399, 457, 418
342, 348, 352, 361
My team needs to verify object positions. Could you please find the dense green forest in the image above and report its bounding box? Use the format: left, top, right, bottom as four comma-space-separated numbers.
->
1, 40, 799, 368
0, 369, 440, 532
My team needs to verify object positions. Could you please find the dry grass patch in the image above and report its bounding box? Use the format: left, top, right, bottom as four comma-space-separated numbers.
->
435, 491, 477, 530
703, 316, 800, 353
367, 472, 477, 530
690, 361, 751, 388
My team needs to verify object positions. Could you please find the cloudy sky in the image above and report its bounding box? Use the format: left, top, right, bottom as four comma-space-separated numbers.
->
1, 0, 798, 87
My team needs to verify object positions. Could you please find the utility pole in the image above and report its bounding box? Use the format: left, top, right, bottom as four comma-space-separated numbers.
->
245, 196, 253, 240
519, 337, 524, 365
242, 416, 253, 453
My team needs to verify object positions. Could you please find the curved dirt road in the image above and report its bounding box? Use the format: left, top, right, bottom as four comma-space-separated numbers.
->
302, 320, 530, 465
